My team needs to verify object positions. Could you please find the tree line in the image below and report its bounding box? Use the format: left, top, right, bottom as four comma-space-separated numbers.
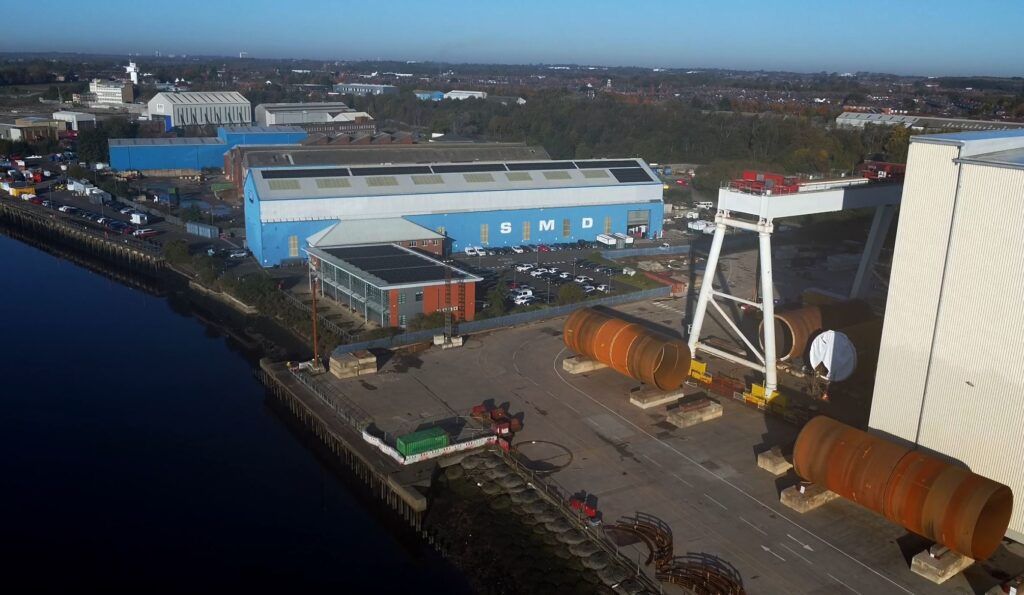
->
356, 91, 912, 190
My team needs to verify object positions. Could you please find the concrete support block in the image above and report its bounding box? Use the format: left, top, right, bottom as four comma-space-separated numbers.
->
330, 351, 378, 379
630, 386, 685, 409
757, 446, 793, 476
665, 398, 723, 426
911, 546, 974, 584
433, 335, 464, 349
562, 355, 607, 374
780, 483, 839, 513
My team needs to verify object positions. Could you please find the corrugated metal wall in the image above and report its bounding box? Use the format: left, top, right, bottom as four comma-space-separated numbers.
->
109, 143, 229, 171
916, 163, 1024, 540
869, 142, 961, 442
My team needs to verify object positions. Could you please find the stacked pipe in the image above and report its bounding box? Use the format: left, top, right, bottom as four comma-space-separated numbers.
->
563, 308, 691, 391
758, 300, 873, 361
793, 416, 1013, 560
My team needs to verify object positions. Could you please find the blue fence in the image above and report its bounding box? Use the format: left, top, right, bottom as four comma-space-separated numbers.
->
601, 244, 690, 260
332, 286, 671, 356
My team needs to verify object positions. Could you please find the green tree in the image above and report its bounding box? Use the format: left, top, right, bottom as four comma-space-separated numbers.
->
162, 240, 190, 264
557, 284, 585, 305
486, 287, 508, 316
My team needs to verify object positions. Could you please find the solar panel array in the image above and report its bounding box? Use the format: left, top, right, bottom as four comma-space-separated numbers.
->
322, 244, 468, 285
259, 159, 654, 186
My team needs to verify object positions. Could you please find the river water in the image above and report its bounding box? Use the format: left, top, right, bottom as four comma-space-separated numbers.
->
0, 233, 471, 593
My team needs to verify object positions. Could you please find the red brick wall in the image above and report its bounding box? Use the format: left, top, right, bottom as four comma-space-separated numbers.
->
389, 289, 399, 328
421, 282, 476, 321
398, 239, 443, 256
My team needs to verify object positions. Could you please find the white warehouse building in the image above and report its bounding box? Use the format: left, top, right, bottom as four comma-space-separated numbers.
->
147, 91, 251, 129
869, 129, 1024, 542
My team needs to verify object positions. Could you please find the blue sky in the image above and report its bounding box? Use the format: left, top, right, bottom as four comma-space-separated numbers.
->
15, 0, 1024, 76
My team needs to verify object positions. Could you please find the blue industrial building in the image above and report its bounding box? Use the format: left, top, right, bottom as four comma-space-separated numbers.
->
109, 126, 307, 173
242, 159, 664, 267
414, 90, 445, 101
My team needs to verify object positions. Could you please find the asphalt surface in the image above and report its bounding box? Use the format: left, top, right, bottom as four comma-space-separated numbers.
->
326, 300, 1021, 595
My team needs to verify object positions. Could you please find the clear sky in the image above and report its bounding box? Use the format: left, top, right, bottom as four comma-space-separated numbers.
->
15, 0, 1024, 77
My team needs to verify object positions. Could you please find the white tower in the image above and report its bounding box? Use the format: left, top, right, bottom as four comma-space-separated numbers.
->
125, 61, 139, 85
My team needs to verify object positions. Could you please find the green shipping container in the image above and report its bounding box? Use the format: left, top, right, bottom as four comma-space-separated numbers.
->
396, 426, 449, 457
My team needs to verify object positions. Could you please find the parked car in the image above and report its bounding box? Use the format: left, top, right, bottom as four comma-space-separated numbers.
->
464, 246, 479, 256
558, 272, 572, 280
582, 285, 597, 294
511, 245, 524, 254
119, 207, 133, 215
530, 269, 547, 277
596, 284, 611, 293
514, 263, 534, 272
132, 228, 159, 238
574, 275, 592, 284
537, 244, 551, 252
228, 249, 249, 259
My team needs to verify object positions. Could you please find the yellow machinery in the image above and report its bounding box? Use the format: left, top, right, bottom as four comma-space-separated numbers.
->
688, 360, 712, 384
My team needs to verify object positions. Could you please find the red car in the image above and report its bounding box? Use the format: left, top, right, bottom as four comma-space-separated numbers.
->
537, 244, 551, 252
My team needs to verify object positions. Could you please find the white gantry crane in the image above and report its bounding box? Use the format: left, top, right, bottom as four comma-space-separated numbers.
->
686, 177, 902, 398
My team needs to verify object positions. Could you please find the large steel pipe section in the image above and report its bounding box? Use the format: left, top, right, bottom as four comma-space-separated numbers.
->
793, 416, 1013, 560
759, 300, 873, 361
564, 308, 691, 391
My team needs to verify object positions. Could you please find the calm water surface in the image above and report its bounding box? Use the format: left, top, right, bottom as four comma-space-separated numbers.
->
0, 233, 471, 593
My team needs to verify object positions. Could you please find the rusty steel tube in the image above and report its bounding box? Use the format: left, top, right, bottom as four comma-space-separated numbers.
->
563, 308, 691, 391
793, 416, 1013, 559
758, 300, 873, 360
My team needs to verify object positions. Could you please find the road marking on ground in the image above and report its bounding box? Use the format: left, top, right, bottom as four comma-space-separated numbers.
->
547, 347, 917, 595
787, 533, 814, 551
780, 543, 813, 565
761, 544, 786, 562
670, 472, 693, 487
642, 454, 663, 468
828, 573, 863, 595
703, 493, 728, 510
653, 301, 686, 315
739, 516, 767, 536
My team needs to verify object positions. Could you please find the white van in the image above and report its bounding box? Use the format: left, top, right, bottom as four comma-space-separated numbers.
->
695, 201, 715, 210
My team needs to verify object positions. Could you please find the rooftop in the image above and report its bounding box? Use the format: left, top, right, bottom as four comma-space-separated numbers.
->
311, 244, 480, 287
913, 129, 1024, 158
109, 137, 223, 146
307, 218, 443, 248
956, 147, 1024, 170
150, 91, 250, 105
251, 158, 659, 201
219, 125, 305, 134
257, 102, 357, 113
236, 142, 551, 170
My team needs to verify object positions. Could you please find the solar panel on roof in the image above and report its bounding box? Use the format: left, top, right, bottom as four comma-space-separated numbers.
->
365, 176, 399, 187
505, 172, 532, 182
574, 160, 642, 169
610, 168, 653, 183
262, 168, 349, 179
464, 173, 495, 183
430, 163, 508, 174
506, 161, 577, 171
321, 245, 467, 285
581, 170, 610, 179
542, 170, 572, 181
268, 179, 301, 191
350, 165, 433, 176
